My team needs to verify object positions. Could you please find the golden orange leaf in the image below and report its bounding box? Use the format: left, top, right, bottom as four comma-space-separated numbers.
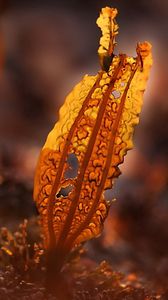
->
33, 7, 152, 268
96, 7, 118, 70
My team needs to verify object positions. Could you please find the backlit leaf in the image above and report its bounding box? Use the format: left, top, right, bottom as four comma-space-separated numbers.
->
34, 7, 152, 262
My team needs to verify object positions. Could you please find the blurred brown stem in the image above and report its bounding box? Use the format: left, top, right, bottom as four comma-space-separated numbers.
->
46, 248, 69, 299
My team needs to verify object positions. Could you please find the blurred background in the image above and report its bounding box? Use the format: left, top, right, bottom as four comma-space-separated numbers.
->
0, 0, 168, 291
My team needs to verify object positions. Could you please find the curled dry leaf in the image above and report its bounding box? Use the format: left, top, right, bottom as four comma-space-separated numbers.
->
34, 7, 152, 270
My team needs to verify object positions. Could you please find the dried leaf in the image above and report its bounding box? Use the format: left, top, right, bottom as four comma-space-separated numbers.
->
96, 7, 118, 70
34, 7, 152, 264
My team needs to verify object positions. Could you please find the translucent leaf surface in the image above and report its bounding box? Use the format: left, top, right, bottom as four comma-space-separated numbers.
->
34, 7, 152, 256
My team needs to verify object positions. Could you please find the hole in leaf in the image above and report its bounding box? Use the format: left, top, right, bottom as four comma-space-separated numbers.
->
56, 185, 74, 198
64, 153, 79, 179
112, 90, 121, 99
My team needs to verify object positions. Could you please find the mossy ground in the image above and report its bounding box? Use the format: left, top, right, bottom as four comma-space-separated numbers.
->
0, 217, 166, 300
